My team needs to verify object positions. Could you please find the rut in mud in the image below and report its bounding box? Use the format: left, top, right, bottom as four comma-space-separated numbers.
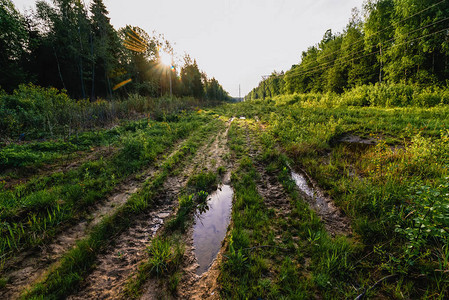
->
2, 145, 116, 190
244, 119, 351, 237
68, 202, 174, 299
176, 170, 233, 300
193, 181, 233, 275
0, 140, 184, 300
291, 169, 352, 236
151, 118, 234, 300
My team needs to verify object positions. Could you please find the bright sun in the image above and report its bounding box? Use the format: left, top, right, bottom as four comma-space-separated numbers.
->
159, 51, 172, 66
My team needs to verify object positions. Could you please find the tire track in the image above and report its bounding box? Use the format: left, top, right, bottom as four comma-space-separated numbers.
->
0, 139, 186, 300
68, 119, 228, 299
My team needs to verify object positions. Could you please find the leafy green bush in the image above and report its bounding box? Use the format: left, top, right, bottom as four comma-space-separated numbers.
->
0, 84, 74, 137
272, 84, 449, 108
394, 180, 449, 267
0, 84, 210, 140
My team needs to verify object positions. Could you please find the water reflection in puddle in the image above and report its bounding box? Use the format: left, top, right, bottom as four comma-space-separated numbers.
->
193, 184, 233, 275
291, 170, 328, 209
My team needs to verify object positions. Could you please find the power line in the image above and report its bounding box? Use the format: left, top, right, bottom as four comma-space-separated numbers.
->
286, 26, 449, 79
287, 22, 449, 79
296, 0, 446, 71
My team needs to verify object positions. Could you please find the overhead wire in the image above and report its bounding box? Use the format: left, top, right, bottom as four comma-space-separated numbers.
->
287, 15, 449, 77
288, 25, 449, 78
295, 0, 447, 72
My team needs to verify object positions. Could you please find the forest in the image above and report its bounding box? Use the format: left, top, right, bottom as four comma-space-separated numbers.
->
0, 0, 230, 107
247, 0, 449, 104
1, 0, 449, 299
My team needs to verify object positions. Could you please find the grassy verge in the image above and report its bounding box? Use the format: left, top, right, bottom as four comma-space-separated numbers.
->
216, 99, 449, 298
21, 116, 222, 299
218, 121, 312, 298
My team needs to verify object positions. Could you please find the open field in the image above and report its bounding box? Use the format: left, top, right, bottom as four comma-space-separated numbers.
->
1, 95, 448, 299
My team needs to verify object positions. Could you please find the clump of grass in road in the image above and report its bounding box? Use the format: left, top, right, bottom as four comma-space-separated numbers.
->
187, 171, 217, 192
147, 237, 184, 277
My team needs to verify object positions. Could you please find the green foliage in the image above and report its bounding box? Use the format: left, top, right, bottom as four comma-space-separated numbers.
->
246, 0, 449, 99
146, 237, 184, 277
394, 180, 449, 267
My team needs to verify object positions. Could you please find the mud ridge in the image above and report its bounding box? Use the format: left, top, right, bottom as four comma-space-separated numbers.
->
0, 139, 188, 300
2, 146, 116, 190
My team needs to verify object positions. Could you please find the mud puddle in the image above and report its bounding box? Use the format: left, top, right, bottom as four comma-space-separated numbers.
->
193, 184, 233, 275
290, 169, 351, 236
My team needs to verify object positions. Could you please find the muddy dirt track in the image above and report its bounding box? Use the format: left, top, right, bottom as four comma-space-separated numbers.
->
1, 117, 354, 299
0, 140, 184, 299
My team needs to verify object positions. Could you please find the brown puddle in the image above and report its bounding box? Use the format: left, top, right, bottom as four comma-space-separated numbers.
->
193, 184, 233, 275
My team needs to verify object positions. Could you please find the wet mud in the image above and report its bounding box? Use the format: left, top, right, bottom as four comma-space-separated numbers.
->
0, 139, 190, 299
68, 203, 174, 299
291, 168, 352, 236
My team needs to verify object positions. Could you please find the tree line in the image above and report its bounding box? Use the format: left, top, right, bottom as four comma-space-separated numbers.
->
247, 0, 449, 100
0, 0, 230, 101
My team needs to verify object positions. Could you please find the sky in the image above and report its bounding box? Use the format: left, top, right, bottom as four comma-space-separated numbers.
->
13, 0, 364, 97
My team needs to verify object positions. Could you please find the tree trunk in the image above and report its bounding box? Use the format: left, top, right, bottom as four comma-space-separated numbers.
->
90, 33, 95, 101
53, 46, 66, 90
78, 26, 86, 99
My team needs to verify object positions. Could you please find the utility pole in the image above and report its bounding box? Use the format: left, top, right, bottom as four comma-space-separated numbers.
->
239, 84, 241, 100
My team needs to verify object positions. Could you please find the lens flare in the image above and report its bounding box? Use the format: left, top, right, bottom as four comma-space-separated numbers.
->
112, 78, 132, 91
159, 51, 172, 66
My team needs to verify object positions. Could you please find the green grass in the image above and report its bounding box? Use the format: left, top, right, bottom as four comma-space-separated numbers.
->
21, 117, 222, 299
0, 114, 213, 267
215, 98, 449, 298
